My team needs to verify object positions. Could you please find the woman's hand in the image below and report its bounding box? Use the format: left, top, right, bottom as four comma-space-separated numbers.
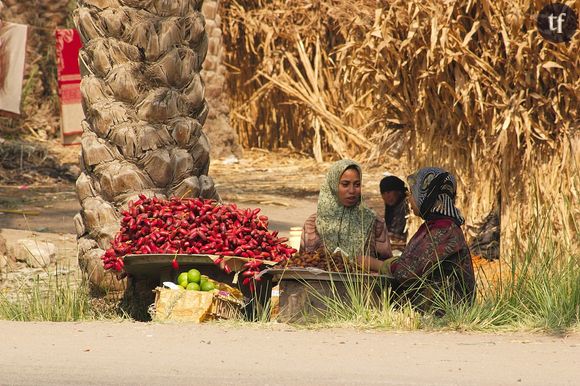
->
379, 257, 398, 278
355, 255, 386, 273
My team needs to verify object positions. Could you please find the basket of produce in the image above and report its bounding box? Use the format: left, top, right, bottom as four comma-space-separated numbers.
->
152, 268, 244, 323
264, 247, 393, 284
282, 248, 350, 272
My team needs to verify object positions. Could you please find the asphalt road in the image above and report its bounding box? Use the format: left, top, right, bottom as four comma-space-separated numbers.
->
0, 321, 578, 385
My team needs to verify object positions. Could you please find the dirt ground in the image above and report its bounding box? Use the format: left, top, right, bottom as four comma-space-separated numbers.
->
0, 321, 578, 385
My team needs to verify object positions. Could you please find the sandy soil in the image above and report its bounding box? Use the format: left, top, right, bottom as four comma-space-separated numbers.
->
0, 185, 79, 234
0, 321, 578, 385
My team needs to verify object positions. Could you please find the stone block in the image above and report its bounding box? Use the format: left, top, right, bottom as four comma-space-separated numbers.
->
13, 239, 56, 268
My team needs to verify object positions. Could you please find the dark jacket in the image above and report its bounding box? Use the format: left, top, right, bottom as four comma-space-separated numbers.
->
384, 198, 409, 242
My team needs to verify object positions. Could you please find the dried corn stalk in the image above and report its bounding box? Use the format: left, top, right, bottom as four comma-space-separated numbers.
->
73, 0, 220, 294
223, 0, 579, 252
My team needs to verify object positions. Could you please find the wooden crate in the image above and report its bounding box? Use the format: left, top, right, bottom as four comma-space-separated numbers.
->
266, 268, 392, 323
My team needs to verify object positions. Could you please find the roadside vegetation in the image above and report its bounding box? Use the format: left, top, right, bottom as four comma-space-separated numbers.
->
309, 202, 579, 334
1, 188, 577, 334
0, 267, 119, 322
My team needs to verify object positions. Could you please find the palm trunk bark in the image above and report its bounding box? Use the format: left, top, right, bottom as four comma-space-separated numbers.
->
73, 0, 219, 296
201, 0, 242, 159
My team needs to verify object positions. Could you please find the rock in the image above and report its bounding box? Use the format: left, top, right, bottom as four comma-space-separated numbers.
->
12, 239, 56, 268
79, 248, 126, 296
66, 164, 81, 179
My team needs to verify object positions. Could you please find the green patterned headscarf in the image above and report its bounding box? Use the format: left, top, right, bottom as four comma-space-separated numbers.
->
315, 159, 376, 259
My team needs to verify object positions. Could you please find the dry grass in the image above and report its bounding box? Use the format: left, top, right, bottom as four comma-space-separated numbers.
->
222, 0, 579, 249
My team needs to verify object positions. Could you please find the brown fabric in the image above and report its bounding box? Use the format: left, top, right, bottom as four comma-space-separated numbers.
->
300, 213, 392, 260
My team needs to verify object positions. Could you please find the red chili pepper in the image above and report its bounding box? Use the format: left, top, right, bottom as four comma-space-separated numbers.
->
171, 258, 179, 270
102, 198, 295, 280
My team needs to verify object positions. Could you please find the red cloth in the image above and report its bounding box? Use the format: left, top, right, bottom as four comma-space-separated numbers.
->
55, 29, 83, 145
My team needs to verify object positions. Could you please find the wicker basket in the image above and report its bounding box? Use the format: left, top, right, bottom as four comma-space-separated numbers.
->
152, 287, 244, 323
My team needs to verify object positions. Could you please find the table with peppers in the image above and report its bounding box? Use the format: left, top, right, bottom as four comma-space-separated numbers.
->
101, 195, 297, 318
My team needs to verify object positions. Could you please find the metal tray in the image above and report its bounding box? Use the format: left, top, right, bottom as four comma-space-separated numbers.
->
123, 254, 217, 276
123, 253, 278, 276
262, 267, 394, 283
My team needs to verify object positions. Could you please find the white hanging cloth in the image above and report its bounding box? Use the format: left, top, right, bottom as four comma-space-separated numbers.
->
0, 21, 28, 115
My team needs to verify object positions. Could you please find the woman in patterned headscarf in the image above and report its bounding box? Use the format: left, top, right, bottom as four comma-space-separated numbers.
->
359, 167, 476, 308
300, 159, 392, 261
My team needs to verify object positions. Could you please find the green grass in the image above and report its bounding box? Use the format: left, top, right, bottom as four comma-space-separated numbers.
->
432, 203, 579, 333
0, 267, 119, 322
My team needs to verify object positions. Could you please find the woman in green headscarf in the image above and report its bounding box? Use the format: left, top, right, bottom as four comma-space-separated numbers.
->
300, 160, 392, 263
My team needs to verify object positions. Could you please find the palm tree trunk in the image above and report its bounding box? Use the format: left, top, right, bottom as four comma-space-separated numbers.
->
73, 0, 219, 296
201, 0, 242, 159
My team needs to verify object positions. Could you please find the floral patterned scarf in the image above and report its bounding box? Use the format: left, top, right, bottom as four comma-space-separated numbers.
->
315, 160, 376, 259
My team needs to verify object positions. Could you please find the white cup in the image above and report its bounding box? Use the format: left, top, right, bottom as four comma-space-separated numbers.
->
288, 226, 303, 252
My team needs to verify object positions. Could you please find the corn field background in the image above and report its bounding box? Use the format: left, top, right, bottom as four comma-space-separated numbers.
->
222, 0, 579, 251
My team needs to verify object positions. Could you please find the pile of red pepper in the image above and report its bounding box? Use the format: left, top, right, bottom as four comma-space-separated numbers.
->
102, 195, 297, 286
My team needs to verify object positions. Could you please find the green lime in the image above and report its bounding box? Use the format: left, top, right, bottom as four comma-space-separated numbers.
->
177, 272, 189, 285
200, 281, 215, 292
187, 269, 201, 283
179, 281, 188, 289
186, 282, 201, 291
